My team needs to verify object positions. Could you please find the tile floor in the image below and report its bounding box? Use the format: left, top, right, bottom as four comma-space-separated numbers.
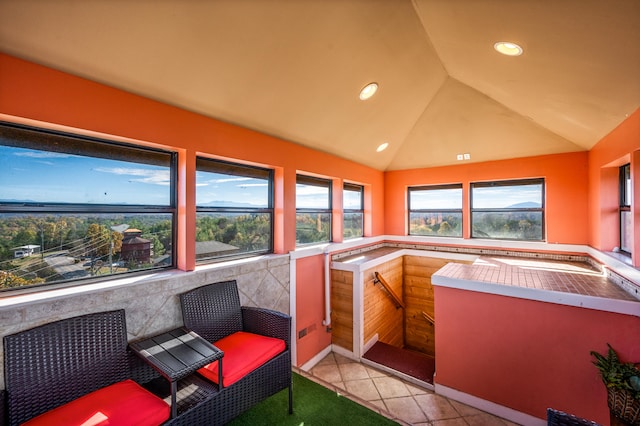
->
298, 352, 521, 426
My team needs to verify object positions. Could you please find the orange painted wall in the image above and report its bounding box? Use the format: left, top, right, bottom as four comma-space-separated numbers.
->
0, 53, 384, 367
295, 255, 332, 366
384, 152, 589, 244
434, 286, 640, 424
587, 108, 640, 255
0, 53, 385, 256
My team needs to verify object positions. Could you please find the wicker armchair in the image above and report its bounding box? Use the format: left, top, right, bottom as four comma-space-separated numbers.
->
179, 280, 292, 424
3, 310, 169, 426
547, 408, 602, 426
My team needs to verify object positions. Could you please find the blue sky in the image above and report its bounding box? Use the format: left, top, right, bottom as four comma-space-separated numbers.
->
411, 185, 542, 209
1, 145, 541, 209
196, 171, 269, 207
0, 145, 170, 205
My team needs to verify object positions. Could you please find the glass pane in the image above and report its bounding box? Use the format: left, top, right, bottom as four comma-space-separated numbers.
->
472, 211, 543, 240
410, 187, 462, 209
472, 183, 542, 209
296, 212, 331, 244
410, 212, 462, 237
343, 212, 363, 239
196, 170, 270, 208
195, 212, 271, 259
621, 164, 631, 206
296, 183, 330, 209
0, 213, 173, 290
621, 210, 632, 253
344, 188, 363, 210
0, 145, 171, 206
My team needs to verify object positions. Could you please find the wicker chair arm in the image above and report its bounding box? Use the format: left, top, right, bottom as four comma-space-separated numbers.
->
241, 306, 291, 345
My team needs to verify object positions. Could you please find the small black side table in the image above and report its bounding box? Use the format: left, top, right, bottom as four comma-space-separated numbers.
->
130, 327, 223, 418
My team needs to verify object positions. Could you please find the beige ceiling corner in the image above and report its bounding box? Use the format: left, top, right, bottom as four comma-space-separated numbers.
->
0, 0, 638, 171
387, 77, 584, 170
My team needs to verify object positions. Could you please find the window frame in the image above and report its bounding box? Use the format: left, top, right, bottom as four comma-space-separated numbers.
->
343, 182, 364, 239
0, 122, 178, 292
470, 178, 545, 241
407, 184, 463, 237
195, 157, 274, 262
619, 163, 631, 255
295, 174, 333, 245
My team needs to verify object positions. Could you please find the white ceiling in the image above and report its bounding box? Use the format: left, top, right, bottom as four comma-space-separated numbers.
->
0, 0, 638, 171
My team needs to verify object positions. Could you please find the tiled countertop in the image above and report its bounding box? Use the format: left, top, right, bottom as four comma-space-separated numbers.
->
433, 256, 639, 317
332, 246, 639, 316
439, 256, 635, 300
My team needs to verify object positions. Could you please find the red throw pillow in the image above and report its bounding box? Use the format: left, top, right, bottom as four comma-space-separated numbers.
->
23, 379, 170, 426
198, 331, 285, 386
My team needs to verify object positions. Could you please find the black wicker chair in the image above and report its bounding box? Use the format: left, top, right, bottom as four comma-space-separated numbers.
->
179, 279, 293, 424
547, 408, 602, 426
3, 310, 170, 426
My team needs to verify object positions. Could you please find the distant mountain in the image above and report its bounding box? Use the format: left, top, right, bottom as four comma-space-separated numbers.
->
507, 202, 541, 208
0, 198, 38, 203
198, 200, 264, 208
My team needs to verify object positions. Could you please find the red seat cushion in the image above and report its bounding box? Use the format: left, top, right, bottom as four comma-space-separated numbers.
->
23, 379, 170, 426
198, 331, 286, 386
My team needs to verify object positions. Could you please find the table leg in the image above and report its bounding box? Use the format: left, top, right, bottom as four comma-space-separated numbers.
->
171, 381, 177, 418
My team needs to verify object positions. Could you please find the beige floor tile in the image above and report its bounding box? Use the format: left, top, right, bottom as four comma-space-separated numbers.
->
414, 393, 460, 421
333, 381, 346, 391
464, 413, 513, 426
369, 399, 388, 412
432, 418, 469, 426
448, 399, 486, 417
314, 353, 337, 366
384, 396, 430, 424
311, 363, 343, 384
373, 376, 412, 398
308, 352, 515, 426
406, 382, 431, 396
344, 378, 382, 401
364, 365, 389, 378
333, 353, 354, 364
339, 362, 371, 381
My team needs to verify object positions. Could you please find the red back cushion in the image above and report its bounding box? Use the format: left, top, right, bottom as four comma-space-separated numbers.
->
198, 331, 286, 386
22, 379, 170, 426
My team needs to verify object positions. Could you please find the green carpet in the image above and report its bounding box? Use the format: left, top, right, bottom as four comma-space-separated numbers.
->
228, 373, 398, 425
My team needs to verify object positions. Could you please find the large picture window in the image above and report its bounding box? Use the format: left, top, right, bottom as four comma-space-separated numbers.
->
619, 163, 632, 255
343, 183, 364, 239
408, 184, 462, 237
195, 158, 273, 261
471, 178, 544, 241
0, 123, 176, 292
296, 175, 332, 245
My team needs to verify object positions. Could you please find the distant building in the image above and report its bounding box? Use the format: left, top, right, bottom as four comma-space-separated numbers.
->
195, 241, 239, 259
13, 245, 40, 258
120, 229, 151, 264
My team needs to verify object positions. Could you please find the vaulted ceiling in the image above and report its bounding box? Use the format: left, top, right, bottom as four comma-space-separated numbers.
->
0, 0, 638, 171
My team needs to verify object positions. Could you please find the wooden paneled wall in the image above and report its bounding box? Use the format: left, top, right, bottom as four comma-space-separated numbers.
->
363, 257, 404, 348
404, 256, 448, 356
403, 256, 474, 356
330, 269, 354, 351
331, 255, 472, 357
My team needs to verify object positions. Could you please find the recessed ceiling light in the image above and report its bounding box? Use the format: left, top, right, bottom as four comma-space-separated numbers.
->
494, 41, 523, 56
359, 82, 378, 100
376, 142, 389, 152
